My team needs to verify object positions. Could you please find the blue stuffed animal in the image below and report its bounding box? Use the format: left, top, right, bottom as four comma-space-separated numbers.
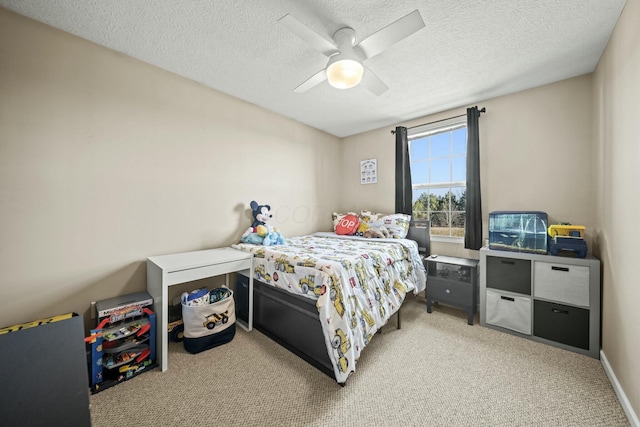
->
263, 230, 286, 246
241, 201, 286, 246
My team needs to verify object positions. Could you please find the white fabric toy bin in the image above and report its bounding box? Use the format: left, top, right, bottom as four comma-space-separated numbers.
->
181, 287, 236, 354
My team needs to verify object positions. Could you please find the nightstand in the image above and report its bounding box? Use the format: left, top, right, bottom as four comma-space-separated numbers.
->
426, 255, 479, 325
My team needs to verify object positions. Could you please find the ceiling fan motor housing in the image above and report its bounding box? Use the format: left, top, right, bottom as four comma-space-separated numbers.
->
326, 27, 364, 89
280, 10, 425, 94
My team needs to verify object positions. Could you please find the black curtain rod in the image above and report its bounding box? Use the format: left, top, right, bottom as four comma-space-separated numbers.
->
390, 107, 486, 134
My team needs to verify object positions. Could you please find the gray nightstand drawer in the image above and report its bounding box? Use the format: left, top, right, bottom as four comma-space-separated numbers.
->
428, 278, 472, 306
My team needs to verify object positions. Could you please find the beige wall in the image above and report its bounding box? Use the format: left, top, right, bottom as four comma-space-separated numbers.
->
0, 9, 341, 330
342, 1, 640, 417
341, 75, 594, 259
593, 0, 640, 420
2, 4, 638, 420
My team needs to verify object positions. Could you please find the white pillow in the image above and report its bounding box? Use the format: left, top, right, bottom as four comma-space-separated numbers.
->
359, 210, 385, 223
369, 213, 412, 238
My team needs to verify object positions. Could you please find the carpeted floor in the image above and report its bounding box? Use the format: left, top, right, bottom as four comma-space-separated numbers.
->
89, 293, 629, 426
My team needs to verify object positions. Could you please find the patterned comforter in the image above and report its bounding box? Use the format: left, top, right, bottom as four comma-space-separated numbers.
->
232, 232, 427, 383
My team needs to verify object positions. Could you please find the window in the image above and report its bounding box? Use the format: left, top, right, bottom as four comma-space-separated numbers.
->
409, 116, 467, 239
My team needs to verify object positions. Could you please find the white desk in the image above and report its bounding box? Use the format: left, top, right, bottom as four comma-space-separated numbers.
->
147, 247, 253, 372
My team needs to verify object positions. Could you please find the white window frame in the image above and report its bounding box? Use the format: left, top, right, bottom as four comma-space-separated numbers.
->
408, 116, 467, 242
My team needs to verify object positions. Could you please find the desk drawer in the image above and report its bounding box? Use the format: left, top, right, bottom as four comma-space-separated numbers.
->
166, 259, 251, 286
534, 262, 589, 307
428, 278, 472, 307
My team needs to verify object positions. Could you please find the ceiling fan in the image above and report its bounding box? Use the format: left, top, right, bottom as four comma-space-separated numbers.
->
278, 9, 425, 96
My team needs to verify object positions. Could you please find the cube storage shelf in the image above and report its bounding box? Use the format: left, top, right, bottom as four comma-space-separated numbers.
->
479, 247, 601, 359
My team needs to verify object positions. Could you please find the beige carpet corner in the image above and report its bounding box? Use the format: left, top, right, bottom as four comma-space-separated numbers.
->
90, 294, 629, 426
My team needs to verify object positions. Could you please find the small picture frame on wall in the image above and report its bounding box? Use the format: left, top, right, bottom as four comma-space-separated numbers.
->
360, 158, 377, 185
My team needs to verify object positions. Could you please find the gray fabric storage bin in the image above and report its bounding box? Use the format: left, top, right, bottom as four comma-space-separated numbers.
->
486, 289, 531, 335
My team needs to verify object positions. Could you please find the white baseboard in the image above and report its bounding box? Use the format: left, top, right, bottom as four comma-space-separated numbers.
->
601, 350, 639, 427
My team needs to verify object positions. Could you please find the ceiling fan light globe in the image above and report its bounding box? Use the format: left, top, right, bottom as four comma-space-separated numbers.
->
326, 59, 364, 89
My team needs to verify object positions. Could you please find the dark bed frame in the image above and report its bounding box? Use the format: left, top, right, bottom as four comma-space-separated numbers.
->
252, 279, 335, 378
235, 224, 430, 383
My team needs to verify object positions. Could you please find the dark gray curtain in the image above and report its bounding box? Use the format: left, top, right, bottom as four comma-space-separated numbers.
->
395, 126, 412, 215
464, 107, 483, 250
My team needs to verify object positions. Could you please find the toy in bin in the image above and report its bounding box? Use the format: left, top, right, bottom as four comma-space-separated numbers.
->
164, 289, 213, 342
167, 299, 184, 342
181, 287, 236, 354
548, 223, 588, 258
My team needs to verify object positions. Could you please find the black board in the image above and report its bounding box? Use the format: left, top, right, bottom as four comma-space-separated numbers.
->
0, 315, 91, 426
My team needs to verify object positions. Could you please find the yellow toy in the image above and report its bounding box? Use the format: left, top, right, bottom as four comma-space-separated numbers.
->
255, 224, 268, 237
548, 223, 588, 257
548, 224, 585, 239
355, 222, 369, 236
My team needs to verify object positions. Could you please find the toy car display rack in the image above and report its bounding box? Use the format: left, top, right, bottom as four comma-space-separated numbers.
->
86, 296, 157, 394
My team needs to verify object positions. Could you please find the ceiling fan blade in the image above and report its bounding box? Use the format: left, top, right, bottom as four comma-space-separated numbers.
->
278, 14, 339, 57
355, 10, 425, 60
360, 67, 389, 96
294, 69, 328, 93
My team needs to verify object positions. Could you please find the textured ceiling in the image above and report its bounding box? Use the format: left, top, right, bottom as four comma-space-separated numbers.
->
0, 0, 627, 137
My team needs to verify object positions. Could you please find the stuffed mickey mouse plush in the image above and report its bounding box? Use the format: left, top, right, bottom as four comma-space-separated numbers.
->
241, 200, 286, 245
250, 201, 273, 231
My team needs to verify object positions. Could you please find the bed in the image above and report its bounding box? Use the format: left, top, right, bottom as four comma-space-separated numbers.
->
232, 229, 427, 384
